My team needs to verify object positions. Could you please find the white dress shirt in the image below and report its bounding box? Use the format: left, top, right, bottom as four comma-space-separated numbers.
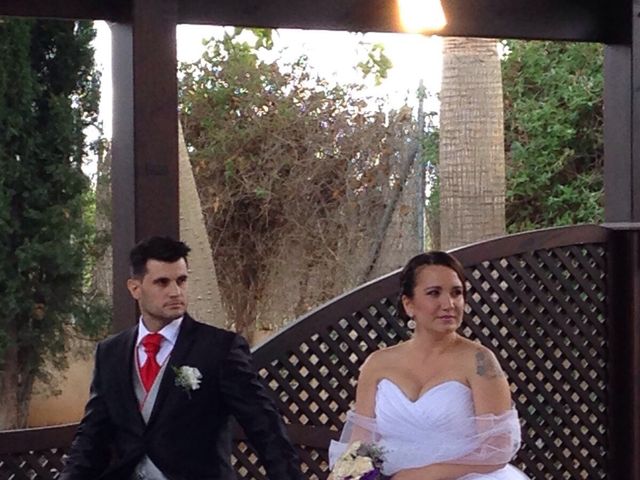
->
135, 316, 182, 367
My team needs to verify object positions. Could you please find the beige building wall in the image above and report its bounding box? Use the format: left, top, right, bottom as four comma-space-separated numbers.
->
178, 121, 227, 328
28, 346, 94, 426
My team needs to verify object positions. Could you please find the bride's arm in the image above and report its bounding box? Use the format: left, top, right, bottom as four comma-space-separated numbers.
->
328, 352, 383, 473
468, 345, 512, 415
353, 352, 383, 417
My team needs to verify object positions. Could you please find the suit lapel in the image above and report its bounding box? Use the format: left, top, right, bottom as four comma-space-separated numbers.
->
115, 325, 146, 429
146, 314, 198, 428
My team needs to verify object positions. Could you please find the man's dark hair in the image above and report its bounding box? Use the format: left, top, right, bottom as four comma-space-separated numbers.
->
129, 236, 191, 277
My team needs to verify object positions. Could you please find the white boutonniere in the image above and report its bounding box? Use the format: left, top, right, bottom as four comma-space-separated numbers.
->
172, 365, 202, 398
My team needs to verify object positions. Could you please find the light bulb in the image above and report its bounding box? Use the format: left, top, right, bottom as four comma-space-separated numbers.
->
398, 0, 447, 33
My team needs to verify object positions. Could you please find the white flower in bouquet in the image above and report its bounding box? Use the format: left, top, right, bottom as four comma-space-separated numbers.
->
331, 441, 386, 480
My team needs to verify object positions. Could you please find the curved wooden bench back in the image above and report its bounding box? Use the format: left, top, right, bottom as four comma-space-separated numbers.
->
0, 424, 76, 478
0, 225, 610, 479
235, 224, 610, 479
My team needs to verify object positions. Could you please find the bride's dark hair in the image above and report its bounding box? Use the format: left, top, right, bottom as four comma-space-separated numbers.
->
397, 251, 467, 321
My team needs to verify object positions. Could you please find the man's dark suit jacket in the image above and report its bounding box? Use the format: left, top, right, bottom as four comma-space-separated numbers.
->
60, 314, 303, 480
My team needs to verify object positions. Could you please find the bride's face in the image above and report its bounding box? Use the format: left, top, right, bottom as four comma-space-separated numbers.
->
402, 264, 465, 333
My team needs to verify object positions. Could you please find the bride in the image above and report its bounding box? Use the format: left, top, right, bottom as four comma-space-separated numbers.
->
329, 252, 530, 480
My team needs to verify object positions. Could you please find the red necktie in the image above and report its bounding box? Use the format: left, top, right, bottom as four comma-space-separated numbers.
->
140, 333, 163, 392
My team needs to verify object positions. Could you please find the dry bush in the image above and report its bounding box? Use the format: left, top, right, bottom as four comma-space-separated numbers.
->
180, 33, 418, 337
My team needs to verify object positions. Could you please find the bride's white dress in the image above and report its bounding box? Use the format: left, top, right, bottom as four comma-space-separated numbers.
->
330, 378, 531, 479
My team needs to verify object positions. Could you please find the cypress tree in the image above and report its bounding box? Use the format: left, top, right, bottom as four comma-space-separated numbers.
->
0, 18, 101, 428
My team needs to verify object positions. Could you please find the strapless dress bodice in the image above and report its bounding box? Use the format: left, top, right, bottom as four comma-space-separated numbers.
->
372, 378, 530, 480
375, 378, 474, 442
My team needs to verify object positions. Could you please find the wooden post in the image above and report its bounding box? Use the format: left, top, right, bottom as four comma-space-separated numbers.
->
604, 225, 640, 479
603, 2, 640, 475
111, 0, 179, 331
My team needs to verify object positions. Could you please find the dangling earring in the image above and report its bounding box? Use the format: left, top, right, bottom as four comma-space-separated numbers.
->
407, 316, 416, 330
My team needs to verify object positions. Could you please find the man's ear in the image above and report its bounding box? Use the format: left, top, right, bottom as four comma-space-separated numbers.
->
127, 278, 141, 300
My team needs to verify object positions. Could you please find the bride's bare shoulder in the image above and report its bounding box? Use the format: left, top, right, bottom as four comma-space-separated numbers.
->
360, 342, 408, 376
368, 342, 408, 361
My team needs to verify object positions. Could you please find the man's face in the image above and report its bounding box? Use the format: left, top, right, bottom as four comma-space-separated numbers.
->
127, 258, 188, 328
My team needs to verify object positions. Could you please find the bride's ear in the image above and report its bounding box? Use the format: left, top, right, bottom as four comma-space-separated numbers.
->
401, 295, 413, 318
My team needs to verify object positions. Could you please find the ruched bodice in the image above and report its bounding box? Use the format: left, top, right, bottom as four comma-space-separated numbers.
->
376, 379, 474, 444
373, 379, 530, 479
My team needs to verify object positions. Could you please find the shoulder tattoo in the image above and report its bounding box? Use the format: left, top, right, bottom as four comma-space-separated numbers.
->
475, 350, 506, 378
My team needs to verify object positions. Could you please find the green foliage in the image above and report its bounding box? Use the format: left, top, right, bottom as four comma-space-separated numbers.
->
239, 28, 274, 50
0, 19, 105, 385
422, 111, 440, 249
502, 40, 604, 232
357, 42, 393, 85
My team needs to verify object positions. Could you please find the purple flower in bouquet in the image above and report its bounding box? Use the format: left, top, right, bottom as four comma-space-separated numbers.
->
332, 441, 386, 480
361, 468, 382, 480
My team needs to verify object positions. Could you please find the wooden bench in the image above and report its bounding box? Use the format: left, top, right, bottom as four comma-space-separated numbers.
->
0, 225, 611, 479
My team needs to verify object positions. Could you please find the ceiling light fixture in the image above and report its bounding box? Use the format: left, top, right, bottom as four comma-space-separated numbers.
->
398, 0, 447, 33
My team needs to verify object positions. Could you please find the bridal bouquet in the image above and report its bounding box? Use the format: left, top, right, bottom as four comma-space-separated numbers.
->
331, 441, 387, 480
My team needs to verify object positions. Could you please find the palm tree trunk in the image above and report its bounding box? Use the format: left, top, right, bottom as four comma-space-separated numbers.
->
439, 37, 506, 250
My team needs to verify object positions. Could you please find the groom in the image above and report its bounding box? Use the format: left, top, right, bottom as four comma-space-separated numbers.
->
61, 236, 304, 480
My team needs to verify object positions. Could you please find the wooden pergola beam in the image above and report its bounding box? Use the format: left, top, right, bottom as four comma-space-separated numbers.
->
2, 0, 629, 44
0, 1, 128, 22
182, 0, 626, 43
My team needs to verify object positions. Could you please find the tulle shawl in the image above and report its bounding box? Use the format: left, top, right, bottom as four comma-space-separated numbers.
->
329, 408, 522, 475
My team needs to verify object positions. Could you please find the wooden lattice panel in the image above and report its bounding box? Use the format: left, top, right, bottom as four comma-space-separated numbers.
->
234, 229, 608, 480
232, 441, 328, 480
461, 245, 607, 479
0, 423, 75, 480
0, 448, 66, 479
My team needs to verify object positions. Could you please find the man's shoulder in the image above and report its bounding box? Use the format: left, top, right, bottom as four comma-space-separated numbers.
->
92, 327, 135, 359
184, 315, 250, 360
99, 325, 135, 346
185, 314, 240, 342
